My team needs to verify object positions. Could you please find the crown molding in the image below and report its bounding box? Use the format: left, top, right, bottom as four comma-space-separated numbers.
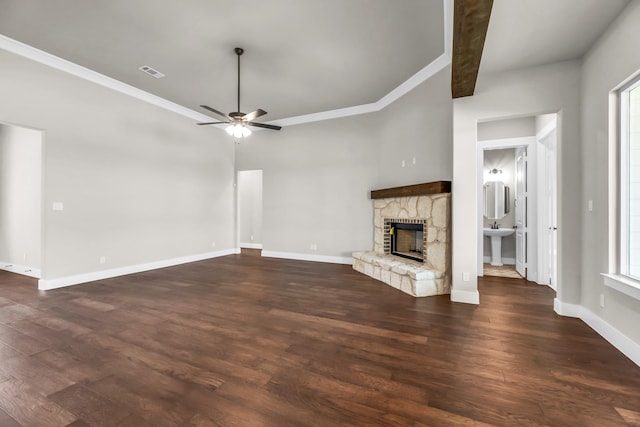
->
270, 0, 453, 128
0, 0, 452, 130
0, 34, 213, 123
273, 52, 451, 128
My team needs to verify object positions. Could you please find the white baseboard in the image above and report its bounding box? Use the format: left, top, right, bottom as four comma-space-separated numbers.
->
482, 256, 516, 265
239, 243, 263, 249
554, 298, 640, 367
261, 251, 352, 265
553, 298, 582, 318
37, 248, 240, 291
0, 261, 41, 279
451, 288, 480, 304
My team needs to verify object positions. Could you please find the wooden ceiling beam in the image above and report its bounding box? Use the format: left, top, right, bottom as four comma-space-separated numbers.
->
451, 0, 493, 99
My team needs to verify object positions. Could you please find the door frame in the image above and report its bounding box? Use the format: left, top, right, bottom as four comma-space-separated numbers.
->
0, 120, 45, 281
536, 117, 558, 290
477, 136, 537, 281
236, 169, 264, 250
515, 146, 527, 277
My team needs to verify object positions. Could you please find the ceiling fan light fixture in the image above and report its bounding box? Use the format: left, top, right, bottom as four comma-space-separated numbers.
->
226, 123, 252, 138
228, 123, 250, 138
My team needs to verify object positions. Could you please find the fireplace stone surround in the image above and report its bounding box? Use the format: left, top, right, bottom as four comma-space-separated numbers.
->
352, 181, 451, 297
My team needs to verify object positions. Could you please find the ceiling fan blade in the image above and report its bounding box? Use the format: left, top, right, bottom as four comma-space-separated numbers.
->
197, 121, 229, 125
247, 122, 282, 131
242, 109, 267, 122
200, 105, 231, 120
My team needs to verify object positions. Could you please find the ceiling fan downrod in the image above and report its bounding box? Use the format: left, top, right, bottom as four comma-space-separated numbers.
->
235, 47, 243, 115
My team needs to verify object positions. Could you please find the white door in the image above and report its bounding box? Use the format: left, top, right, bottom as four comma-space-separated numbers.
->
545, 131, 558, 290
515, 147, 527, 277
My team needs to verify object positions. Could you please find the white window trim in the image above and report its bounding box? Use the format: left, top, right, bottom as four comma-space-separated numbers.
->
604, 73, 640, 301
602, 273, 640, 301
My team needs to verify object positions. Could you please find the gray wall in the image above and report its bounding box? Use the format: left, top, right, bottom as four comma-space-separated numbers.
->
581, 0, 640, 343
235, 66, 453, 259
0, 49, 235, 280
373, 67, 453, 189
0, 123, 42, 269
478, 117, 536, 141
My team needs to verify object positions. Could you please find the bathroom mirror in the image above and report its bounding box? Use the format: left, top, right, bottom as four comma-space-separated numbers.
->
484, 181, 510, 220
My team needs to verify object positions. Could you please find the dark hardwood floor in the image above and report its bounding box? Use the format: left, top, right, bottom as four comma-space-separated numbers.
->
0, 252, 639, 426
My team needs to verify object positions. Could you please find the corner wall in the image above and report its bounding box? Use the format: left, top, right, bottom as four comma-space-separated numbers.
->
0, 49, 236, 285
235, 66, 453, 262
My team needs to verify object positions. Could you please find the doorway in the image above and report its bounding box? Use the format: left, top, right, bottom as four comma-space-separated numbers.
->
476, 114, 559, 291
236, 170, 263, 250
478, 140, 534, 280
0, 121, 44, 279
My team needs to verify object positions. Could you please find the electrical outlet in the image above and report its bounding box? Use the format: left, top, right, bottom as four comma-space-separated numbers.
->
462, 272, 470, 282
588, 200, 593, 212
310, 243, 318, 250
23, 253, 27, 262
99, 256, 106, 264
211, 241, 216, 247
52, 202, 64, 211
250, 235, 254, 241
401, 160, 406, 168
412, 157, 416, 165
599, 293, 605, 308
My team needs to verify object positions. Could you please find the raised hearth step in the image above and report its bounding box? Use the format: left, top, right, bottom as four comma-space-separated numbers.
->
352, 251, 450, 297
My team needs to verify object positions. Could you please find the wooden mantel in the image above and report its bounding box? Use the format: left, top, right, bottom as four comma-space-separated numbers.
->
370, 181, 451, 199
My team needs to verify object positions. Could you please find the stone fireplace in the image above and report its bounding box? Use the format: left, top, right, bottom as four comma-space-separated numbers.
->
353, 181, 451, 297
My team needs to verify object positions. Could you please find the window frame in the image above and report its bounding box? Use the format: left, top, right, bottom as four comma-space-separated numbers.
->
602, 73, 640, 301
620, 77, 640, 281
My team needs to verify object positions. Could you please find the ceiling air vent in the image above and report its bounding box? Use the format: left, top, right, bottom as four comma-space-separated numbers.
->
138, 65, 165, 79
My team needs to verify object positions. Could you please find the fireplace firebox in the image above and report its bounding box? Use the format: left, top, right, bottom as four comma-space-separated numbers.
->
390, 222, 424, 262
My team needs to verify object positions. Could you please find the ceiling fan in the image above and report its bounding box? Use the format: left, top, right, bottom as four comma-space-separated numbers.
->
197, 47, 281, 138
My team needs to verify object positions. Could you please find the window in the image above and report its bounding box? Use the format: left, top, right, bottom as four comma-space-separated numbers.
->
621, 78, 640, 281
603, 75, 640, 300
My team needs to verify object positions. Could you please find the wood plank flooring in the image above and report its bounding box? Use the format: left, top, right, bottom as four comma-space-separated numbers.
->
0, 253, 639, 426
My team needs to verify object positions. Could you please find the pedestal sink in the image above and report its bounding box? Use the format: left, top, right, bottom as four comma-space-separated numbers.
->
483, 228, 515, 266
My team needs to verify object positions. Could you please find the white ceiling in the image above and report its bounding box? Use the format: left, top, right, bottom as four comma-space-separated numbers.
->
0, 0, 632, 126
0, 0, 444, 122
481, 0, 630, 73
